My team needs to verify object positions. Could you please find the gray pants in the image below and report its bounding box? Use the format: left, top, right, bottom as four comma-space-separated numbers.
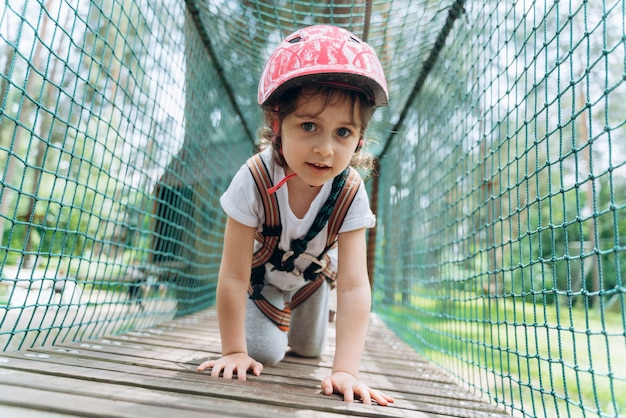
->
245, 281, 330, 366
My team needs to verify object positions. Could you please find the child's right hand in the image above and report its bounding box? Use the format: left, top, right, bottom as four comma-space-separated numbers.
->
197, 353, 264, 381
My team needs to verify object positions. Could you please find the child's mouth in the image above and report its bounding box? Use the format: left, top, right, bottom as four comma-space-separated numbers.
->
307, 162, 331, 175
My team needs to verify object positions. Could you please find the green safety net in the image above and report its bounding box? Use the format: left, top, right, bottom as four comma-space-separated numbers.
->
1, 1, 624, 417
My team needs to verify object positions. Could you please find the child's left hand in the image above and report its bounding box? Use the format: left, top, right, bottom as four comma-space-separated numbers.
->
321, 371, 395, 406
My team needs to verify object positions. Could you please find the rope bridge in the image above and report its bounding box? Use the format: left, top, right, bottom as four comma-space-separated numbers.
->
1, 1, 624, 417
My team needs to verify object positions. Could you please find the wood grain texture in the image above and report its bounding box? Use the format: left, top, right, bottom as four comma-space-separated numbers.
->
0, 309, 509, 417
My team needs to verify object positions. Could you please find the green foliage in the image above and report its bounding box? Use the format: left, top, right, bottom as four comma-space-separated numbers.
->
376, 296, 626, 418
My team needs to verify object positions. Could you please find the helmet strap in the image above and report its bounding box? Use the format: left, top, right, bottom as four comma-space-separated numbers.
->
271, 105, 281, 143
355, 139, 364, 153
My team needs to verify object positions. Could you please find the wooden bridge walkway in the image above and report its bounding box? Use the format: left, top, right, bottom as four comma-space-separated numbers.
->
0, 308, 508, 417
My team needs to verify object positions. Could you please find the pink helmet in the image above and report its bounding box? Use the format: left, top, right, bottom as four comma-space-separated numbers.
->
258, 25, 388, 107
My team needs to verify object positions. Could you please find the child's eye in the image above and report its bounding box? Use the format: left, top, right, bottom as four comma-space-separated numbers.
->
302, 122, 316, 132
336, 127, 352, 138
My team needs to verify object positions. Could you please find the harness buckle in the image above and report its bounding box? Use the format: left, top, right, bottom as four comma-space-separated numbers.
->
281, 251, 327, 276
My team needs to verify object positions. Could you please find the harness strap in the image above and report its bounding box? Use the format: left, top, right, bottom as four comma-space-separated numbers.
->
248, 155, 281, 268
326, 167, 360, 245
247, 276, 325, 332
247, 155, 281, 299
280, 171, 349, 273
248, 284, 292, 331
300, 167, 361, 282
245, 154, 362, 329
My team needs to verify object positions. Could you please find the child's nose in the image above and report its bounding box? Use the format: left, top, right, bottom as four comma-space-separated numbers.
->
314, 134, 333, 156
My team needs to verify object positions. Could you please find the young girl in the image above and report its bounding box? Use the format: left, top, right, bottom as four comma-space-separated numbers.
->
197, 25, 394, 406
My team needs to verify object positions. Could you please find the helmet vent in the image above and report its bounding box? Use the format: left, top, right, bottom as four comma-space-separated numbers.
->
258, 25, 388, 106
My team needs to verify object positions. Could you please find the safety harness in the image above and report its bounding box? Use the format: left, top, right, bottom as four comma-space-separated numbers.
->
246, 154, 361, 331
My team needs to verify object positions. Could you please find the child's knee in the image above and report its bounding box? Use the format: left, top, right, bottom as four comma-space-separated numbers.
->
288, 339, 324, 358
248, 346, 285, 367
245, 298, 288, 366
246, 335, 286, 366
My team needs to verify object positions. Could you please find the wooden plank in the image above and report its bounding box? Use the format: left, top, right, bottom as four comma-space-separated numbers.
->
26, 345, 496, 416
0, 370, 360, 418
0, 404, 82, 418
0, 383, 225, 418
0, 308, 509, 417
34, 329, 490, 408
0, 354, 414, 417
43, 345, 495, 415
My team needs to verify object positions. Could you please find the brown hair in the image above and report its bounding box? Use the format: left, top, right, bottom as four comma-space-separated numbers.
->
258, 86, 376, 173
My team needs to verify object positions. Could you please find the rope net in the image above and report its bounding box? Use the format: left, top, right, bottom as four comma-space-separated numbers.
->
0, 1, 624, 417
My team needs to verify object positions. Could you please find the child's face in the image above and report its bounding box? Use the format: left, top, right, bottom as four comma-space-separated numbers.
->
280, 90, 362, 188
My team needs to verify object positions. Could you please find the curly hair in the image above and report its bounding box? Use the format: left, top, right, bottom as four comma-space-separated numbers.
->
257, 86, 376, 174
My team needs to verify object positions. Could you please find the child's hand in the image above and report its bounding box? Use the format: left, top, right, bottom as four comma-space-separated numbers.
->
321, 371, 395, 406
197, 353, 263, 381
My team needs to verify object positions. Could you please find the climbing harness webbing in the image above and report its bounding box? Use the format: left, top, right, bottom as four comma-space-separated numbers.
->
247, 276, 324, 331
245, 154, 361, 331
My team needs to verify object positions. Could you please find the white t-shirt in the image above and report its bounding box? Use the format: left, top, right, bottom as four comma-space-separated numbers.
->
220, 147, 376, 293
